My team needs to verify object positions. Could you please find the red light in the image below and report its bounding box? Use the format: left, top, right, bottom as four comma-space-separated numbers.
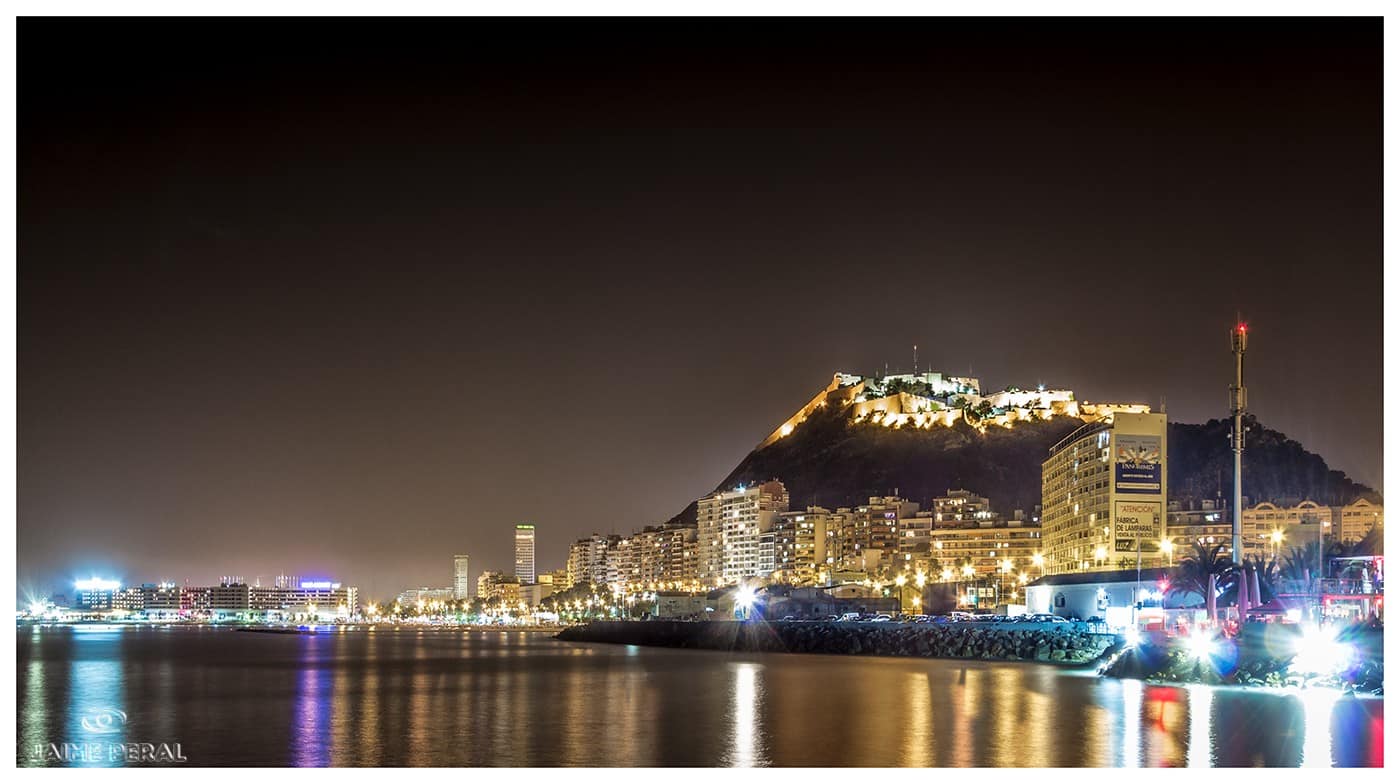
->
1237, 323, 1247, 333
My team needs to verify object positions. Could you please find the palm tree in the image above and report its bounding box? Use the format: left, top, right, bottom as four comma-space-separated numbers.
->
1281, 540, 1341, 581
1221, 555, 1282, 604
1168, 540, 1236, 605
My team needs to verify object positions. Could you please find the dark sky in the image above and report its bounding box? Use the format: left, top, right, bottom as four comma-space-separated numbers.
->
18, 18, 1381, 601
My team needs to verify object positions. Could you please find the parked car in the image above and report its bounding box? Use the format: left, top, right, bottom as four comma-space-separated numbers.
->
871, 614, 892, 622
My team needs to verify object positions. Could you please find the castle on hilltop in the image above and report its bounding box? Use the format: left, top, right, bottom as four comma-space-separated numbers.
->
759, 371, 1150, 448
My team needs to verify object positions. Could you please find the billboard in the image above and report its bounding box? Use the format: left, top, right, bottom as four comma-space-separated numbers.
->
1114, 500, 1162, 553
1114, 434, 1162, 494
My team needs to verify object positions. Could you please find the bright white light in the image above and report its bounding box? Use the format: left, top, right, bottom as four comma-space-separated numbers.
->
1186, 630, 1216, 661
734, 586, 757, 612
1290, 625, 1355, 676
75, 578, 120, 591
1124, 627, 1142, 648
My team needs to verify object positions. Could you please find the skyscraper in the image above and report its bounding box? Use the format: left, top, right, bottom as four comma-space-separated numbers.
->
514, 524, 536, 584
453, 554, 471, 600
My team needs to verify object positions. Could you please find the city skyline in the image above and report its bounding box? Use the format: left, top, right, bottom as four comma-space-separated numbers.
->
18, 17, 1381, 598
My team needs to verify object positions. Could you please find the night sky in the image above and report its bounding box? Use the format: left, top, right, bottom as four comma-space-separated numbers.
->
18, 18, 1381, 601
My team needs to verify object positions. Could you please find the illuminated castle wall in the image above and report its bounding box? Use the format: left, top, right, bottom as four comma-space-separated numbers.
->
759, 371, 1150, 448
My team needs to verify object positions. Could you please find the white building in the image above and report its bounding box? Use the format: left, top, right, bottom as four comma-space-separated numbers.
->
695, 480, 789, 584
514, 524, 536, 584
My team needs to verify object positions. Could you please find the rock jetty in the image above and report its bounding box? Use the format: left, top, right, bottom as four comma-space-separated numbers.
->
556, 620, 1120, 664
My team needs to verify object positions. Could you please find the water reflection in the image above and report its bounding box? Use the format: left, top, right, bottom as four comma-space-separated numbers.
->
901, 672, 932, 767
292, 637, 330, 766
1187, 685, 1213, 767
1121, 679, 1142, 767
1300, 688, 1341, 768
14, 626, 1385, 767
66, 629, 127, 768
727, 662, 764, 767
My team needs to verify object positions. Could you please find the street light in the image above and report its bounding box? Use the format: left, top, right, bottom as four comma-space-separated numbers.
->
960, 564, 976, 609
894, 573, 907, 614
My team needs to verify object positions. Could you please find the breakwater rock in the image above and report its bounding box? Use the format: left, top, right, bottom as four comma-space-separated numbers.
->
556, 620, 1120, 664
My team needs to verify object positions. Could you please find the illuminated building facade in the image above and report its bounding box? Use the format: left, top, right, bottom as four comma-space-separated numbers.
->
1041, 410, 1168, 574
772, 507, 839, 585
695, 480, 789, 584
74, 578, 120, 609
453, 554, 472, 600
929, 523, 1042, 579
1335, 498, 1383, 543
567, 533, 614, 588
514, 524, 537, 584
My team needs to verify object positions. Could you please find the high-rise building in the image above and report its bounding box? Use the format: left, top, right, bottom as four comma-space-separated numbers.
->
567, 534, 608, 588
845, 496, 920, 573
695, 480, 789, 584
773, 507, 838, 585
514, 524, 537, 584
1041, 410, 1168, 574
453, 554, 471, 599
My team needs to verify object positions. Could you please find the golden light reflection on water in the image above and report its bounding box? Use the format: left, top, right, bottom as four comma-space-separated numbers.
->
727, 662, 764, 767
901, 672, 933, 767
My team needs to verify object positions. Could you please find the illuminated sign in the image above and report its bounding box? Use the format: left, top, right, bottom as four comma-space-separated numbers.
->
75, 578, 121, 591
299, 581, 338, 590
1114, 501, 1163, 553
1114, 434, 1162, 494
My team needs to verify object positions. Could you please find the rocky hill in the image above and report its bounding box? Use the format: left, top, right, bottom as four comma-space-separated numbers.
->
668, 407, 1377, 524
